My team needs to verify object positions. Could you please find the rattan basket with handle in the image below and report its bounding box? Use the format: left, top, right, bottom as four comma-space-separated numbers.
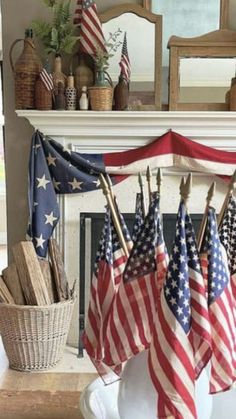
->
89, 85, 113, 111
0, 298, 75, 371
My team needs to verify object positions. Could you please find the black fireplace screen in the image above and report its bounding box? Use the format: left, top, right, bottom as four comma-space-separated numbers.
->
78, 212, 202, 355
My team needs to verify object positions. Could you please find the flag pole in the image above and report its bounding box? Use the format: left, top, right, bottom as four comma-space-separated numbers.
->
138, 172, 146, 217
197, 182, 216, 252
156, 168, 162, 195
106, 173, 118, 214
99, 174, 129, 257
218, 169, 236, 228
180, 173, 192, 206
146, 166, 152, 204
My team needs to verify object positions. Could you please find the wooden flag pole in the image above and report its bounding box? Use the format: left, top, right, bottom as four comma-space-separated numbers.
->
106, 173, 118, 214
156, 168, 162, 195
146, 166, 152, 204
180, 173, 192, 206
217, 169, 236, 228
99, 174, 129, 257
138, 172, 146, 216
197, 182, 216, 252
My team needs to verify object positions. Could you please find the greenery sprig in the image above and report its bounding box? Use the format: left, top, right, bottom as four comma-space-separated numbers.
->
93, 29, 122, 71
32, 0, 78, 56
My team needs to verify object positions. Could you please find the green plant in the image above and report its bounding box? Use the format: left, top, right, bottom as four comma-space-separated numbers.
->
32, 0, 78, 56
93, 29, 122, 71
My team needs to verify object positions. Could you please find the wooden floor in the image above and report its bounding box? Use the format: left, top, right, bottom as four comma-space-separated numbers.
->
0, 340, 97, 419
0, 371, 97, 419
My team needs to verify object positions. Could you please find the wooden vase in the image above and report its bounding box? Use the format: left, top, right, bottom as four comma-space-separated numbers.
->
52, 55, 66, 90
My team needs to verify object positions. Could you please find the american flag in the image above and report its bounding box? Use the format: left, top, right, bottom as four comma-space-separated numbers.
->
148, 200, 211, 419
28, 130, 236, 257
73, 0, 106, 56
131, 192, 145, 242
200, 207, 236, 393
119, 32, 131, 82
27, 131, 60, 258
219, 195, 236, 304
83, 205, 131, 382
39, 67, 54, 91
103, 192, 168, 368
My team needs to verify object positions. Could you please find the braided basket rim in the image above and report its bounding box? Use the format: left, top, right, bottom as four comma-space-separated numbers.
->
0, 297, 75, 311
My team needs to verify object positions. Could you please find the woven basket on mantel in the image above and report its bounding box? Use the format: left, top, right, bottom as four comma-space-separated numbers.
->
0, 298, 74, 371
89, 85, 113, 111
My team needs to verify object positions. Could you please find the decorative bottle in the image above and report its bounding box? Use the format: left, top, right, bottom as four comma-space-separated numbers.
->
9, 28, 42, 109
66, 73, 77, 110
75, 53, 94, 101
35, 60, 53, 111
79, 86, 89, 110
52, 54, 66, 90
54, 82, 65, 110
229, 77, 236, 111
114, 75, 129, 110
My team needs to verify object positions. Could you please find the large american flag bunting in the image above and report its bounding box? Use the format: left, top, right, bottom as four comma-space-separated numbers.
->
219, 195, 236, 305
28, 130, 236, 257
119, 32, 131, 82
73, 0, 106, 56
83, 205, 131, 383
103, 192, 168, 368
28, 131, 60, 258
201, 207, 236, 393
148, 200, 211, 419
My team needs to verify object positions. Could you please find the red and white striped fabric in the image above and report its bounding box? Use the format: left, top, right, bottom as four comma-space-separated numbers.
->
39, 68, 53, 91
148, 201, 211, 419
103, 192, 168, 368
73, 0, 106, 56
200, 207, 236, 393
83, 206, 131, 383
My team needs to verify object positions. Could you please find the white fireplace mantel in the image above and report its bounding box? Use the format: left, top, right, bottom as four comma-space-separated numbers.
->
16, 110, 236, 152
16, 109, 236, 348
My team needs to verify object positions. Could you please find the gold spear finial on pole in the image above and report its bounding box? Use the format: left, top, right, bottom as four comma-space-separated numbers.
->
180, 173, 192, 205
156, 168, 162, 195
217, 169, 236, 228
197, 181, 216, 251
99, 174, 129, 257
146, 166, 152, 204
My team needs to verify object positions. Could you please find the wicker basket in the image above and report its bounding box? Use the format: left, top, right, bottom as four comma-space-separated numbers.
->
89, 86, 113, 111
0, 299, 74, 371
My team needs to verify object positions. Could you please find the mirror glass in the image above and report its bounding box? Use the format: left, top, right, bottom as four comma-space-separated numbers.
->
102, 13, 155, 95
152, 0, 221, 103
179, 57, 236, 103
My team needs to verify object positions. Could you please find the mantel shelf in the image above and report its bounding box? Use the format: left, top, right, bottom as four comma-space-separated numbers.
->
16, 110, 236, 152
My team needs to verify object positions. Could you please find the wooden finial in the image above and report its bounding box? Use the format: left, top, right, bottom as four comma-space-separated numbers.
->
218, 169, 236, 228
138, 172, 143, 190
206, 181, 216, 206
138, 172, 146, 217
156, 168, 162, 194
99, 174, 129, 257
146, 166, 152, 203
197, 181, 216, 251
180, 173, 192, 203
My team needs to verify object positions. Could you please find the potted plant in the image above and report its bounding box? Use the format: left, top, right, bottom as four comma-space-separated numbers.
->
32, 0, 78, 87
93, 29, 122, 87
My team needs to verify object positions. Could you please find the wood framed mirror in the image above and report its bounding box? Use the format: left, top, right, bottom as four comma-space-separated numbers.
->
168, 29, 236, 111
99, 4, 162, 110
152, 0, 229, 106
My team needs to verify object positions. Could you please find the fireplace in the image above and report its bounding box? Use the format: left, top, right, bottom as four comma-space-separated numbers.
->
78, 211, 202, 355
16, 110, 236, 347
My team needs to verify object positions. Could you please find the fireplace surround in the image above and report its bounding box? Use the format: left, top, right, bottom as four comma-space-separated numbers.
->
16, 110, 236, 347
